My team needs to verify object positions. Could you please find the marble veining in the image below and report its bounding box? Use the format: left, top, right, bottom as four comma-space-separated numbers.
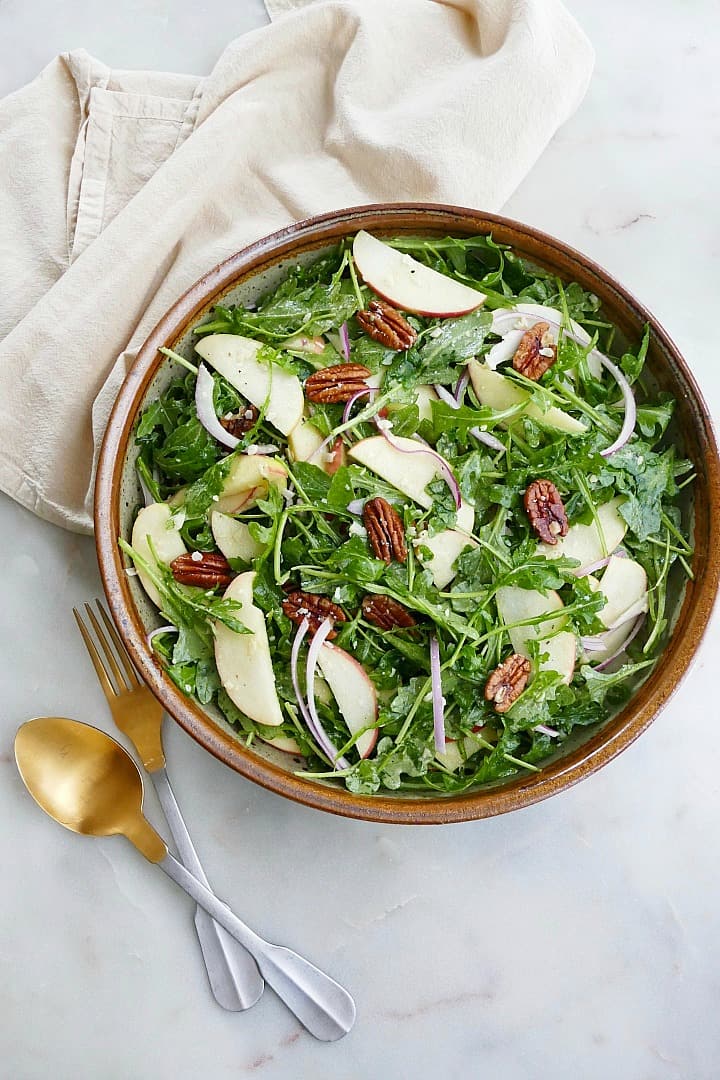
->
2, 2, 719, 1078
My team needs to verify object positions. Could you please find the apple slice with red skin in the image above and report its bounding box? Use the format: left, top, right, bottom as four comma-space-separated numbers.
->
316, 642, 378, 759
353, 231, 486, 317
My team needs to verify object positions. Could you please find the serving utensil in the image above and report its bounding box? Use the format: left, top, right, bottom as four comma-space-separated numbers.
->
73, 600, 263, 1013
15, 716, 356, 1042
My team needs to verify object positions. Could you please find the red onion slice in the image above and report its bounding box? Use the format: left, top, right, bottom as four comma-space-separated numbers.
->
339, 321, 351, 361
342, 386, 374, 425
595, 615, 645, 670
434, 384, 459, 409
454, 369, 470, 403
596, 355, 636, 457
429, 636, 446, 754
290, 618, 349, 767
195, 365, 240, 450
374, 421, 462, 510
469, 426, 505, 453
534, 723, 560, 738
147, 624, 178, 648
304, 618, 351, 769
347, 499, 365, 516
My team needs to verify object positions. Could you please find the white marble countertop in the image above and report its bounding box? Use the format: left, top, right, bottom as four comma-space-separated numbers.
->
2, 3, 719, 1078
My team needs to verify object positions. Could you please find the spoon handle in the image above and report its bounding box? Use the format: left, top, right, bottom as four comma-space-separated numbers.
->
159, 853, 356, 1042
151, 768, 264, 1012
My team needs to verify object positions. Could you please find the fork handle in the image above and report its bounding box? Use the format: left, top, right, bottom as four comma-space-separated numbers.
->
151, 768, 264, 1011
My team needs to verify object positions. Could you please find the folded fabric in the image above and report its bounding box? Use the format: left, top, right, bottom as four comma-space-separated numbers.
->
0, 0, 593, 532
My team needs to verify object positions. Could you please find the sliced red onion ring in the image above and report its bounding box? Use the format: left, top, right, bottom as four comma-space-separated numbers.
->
595, 616, 645, 670
597, 355, 636, 457
342, 386, 374, 425
290, 618, 349, 767
195, 364, 240, 450
578, 556, 612, 578
434, 384, 459, 409
147, 624, 178, 648
339, 321, 351, 361
429, 636, 445, 754
374, 421, 462, 510
306, 619, 351, 769
534, 723, 560, 738
454, 369, 470, 403
469, 426, 505, 453
138, 472, 155, 508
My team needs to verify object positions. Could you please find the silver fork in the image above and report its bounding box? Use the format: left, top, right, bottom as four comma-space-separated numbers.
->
73, 600, 264, 1011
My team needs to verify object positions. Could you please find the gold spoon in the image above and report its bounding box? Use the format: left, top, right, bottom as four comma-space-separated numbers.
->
15, 717, 355, 1042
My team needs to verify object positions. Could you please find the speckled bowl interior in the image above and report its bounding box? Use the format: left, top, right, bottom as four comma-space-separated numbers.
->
97, 205, 720, 823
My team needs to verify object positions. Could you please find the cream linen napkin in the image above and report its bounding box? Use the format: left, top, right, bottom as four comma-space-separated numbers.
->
0, 0, 593, 532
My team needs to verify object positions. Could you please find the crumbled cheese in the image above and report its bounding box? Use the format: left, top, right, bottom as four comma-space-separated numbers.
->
246, 444, 259, 455
349, 521, 367, 539
212, 495, 219, 502
539, 347, 554, 357
191, 551, 203, 562
124, 567, 139, 577
223, 412, 234, 420
375, 416, 394, 432
244, 409, 254, 420
282, 487, 295, 505
588, 474, 598, 484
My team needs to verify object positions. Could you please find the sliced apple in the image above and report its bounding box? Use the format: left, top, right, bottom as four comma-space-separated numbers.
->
213, 571, 284, 727
436, 725, 496, 772
597, 555, 648, 628
386, 384, 438, 423
258, 733, 302, 755
288, 418, 325, 463
414, 501, 476, 589
349, 434, 459, 510
353, 231, 486, 317
468, 359, 587, 435
496, 585, 576, 684
211, 511, 264, 563
317, 642, 378, 759
537, 496, 627, 571
195, 334, 304, 435
215, 454, 288, 514
131, 502, 186, 608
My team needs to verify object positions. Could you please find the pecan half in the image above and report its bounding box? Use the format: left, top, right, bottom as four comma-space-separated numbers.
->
524, 479, 569, 545
362, 595, 416, 630
170, 552, 234, 589
281, 591, 347, 639
512, 321, 556, 380
304, 363, 372, 404
363, 497, 407, 564
356, 299, 417, 351
219, 404, 259, 438
484, 653, 531, 713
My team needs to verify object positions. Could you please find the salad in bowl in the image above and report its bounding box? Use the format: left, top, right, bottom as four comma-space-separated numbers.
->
119, 228, 695, 799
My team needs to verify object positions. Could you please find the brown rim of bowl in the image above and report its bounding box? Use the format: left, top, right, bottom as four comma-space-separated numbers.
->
95, 203, 720, 824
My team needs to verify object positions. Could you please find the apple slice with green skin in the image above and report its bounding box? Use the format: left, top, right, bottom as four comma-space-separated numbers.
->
194, 334, 304, 435
436, 726, 496, 772
316, 642, 378, 759
468, 359, 587, 436
211, 511, 264, 563
131, 502, 186, 608
353, 231, 486, 317
214, 571, 284, 727
496, 585, 576, 684
537, 496, 627, 571
215, 454, 288, 514
414, 501, 476, 589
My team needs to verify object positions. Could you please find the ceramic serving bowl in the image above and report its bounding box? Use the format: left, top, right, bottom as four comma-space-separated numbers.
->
95, 204, 720, 824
